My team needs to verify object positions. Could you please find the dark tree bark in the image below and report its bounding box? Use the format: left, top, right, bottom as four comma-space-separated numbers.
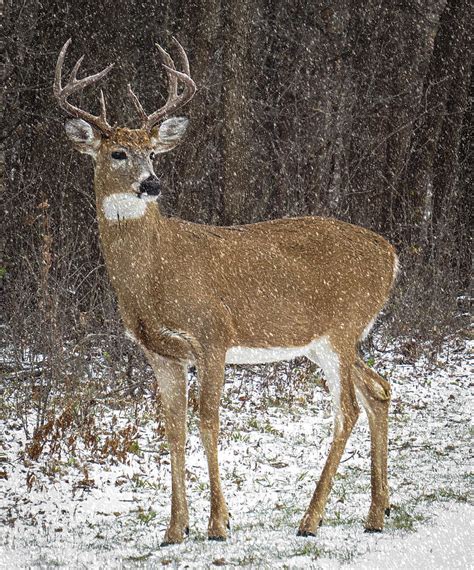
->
172, 0, 222, 224
220, 0, 253, 225
431, 24, 472, 233
445, 65, 473, 291
395, 0, 472, 247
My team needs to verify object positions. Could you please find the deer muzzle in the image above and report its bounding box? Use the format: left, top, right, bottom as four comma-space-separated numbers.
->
139, 175, 161, 197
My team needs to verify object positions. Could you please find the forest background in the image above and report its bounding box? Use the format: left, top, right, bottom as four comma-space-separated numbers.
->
2, 0, 472, 433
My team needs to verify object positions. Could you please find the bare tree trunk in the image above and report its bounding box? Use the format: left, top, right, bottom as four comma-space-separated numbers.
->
342, 1, 433, 237
379, 0, 431, 241
220, 0, 252, 225
454, 81, 473, 292
396, 0, 471, 247
431, 42, 472, 288
172, 0, 223, 224
431, 29, 472, 232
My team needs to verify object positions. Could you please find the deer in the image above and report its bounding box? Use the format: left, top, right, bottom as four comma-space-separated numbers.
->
54, 38, 398, 545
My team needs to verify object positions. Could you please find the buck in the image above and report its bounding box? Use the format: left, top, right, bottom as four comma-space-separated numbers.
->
54, 38, 398, 545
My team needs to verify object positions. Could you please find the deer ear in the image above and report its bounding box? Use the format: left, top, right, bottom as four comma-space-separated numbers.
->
151, 117, 189, 153
65, 119, 102, 156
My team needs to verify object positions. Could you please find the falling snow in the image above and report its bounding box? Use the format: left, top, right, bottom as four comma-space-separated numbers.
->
2, 1, 472, 568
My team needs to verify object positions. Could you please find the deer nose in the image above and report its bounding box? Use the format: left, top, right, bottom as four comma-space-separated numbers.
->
139, 175, 161, 196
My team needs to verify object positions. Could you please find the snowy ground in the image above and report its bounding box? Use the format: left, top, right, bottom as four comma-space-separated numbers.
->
1, 337, 472, 569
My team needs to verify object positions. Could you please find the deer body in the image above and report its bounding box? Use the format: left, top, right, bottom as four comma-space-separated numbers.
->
55, 40, 396, 545
97, 199, 396, 363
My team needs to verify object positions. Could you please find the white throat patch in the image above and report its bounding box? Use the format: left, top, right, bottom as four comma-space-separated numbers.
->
102, 193, 155, 221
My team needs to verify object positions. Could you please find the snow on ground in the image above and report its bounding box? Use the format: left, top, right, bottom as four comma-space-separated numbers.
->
1, 337, 472, 568
351, 502, 473, 570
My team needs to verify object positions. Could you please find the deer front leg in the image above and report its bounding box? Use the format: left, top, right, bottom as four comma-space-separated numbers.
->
298, 356, 359, 536
145, 350, 189, 545
198, 353, 230, 541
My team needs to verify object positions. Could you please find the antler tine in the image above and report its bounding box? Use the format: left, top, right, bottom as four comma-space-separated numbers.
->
159, 65, 196, 111
99, 89, 108, 122
127, 41, 179, 126
69, 55, 85, 83
161, 65, 196, 101
155, 43, 178, 102
54, 39, 115, 136
53, 38, 72, 100
140, 40, 196, 131
171, 36, 190, 76
127, 84, 148, 123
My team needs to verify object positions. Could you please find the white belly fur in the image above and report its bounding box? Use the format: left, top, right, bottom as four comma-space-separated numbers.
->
225, 336, 337, 366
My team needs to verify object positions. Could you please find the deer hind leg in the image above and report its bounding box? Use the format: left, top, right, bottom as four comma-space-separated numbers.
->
353, 357, 391, 531
299, 338, 360, 536
197, 353, 230, 541
145, 350, 189, 545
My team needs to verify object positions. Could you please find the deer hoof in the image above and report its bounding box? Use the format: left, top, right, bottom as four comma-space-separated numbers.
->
160, 525, 189, 546
364, 527, 383, 533
160, 539, 179, 547
160, 537, 186, 547
297, 529, 316, 537
208, 515, 230, 541
208, 535, 227, 542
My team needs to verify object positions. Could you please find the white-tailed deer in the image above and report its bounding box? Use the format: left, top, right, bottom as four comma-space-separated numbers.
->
54, 38, 397, 544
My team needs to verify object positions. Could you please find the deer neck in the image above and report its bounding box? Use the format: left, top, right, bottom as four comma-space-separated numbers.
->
94, 174, 166, 291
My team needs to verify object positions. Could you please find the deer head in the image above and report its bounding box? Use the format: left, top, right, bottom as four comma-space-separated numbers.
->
54, 38, 196, 216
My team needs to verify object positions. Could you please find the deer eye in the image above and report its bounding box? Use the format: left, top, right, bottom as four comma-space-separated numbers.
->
111, 150, 127, 160
149, 152, 156, 160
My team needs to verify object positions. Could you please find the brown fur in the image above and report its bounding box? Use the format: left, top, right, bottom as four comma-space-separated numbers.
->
105, 127, 154, 148
70, 125, 396, 544
98, 211, 396, 359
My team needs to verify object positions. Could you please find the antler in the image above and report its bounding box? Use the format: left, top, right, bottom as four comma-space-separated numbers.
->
54, 39, 115, 136
128, 37, 196, 131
